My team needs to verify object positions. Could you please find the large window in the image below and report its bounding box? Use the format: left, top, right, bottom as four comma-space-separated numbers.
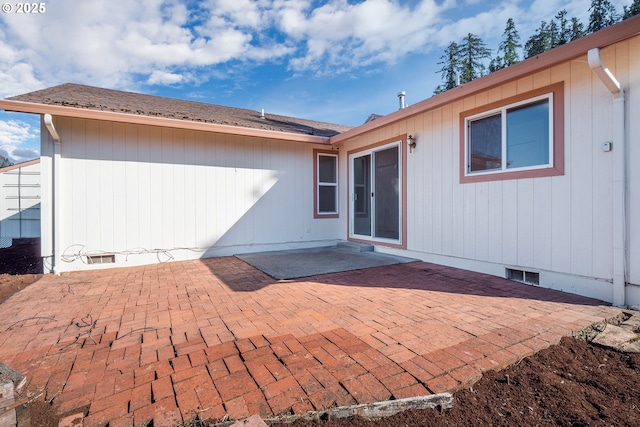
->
314, 150, 338, 218
460, 83, 564, 183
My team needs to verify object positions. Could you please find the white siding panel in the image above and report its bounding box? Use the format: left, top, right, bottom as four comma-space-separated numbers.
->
502, 180, 518, 266
516, 179, 534, 268
532, 178, 552, 271
84, 120, 101, 251
486, 182, 503, 263
474, 182, 489, 262
99, 122, 115, 251
112, 123, 127, 252
431, 109, 444, 254
462, 183, 476, 259
125, 124, 140, 249
137, 126, 152, 250
569, 63, 594, 278
182, 130, 196, 250
628, 36, 640, 287
418, 113, 430, 253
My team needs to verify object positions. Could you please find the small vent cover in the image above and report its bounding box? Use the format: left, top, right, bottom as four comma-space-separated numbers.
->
86, 254, 115, 265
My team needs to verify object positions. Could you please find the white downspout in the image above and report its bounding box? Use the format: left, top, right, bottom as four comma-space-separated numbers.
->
43, 114, 61, 275
588, 48, 626, 307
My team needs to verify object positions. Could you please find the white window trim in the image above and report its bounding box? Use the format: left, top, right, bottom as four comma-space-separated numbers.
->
464, 92, 554, 177
316, 152, 338, 216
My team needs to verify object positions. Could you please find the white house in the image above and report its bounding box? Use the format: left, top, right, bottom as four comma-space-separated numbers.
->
0, 159, 40, 248
0, 15, 638, 308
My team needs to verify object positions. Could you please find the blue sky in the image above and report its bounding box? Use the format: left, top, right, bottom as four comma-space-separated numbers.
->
0, 0, 629, 163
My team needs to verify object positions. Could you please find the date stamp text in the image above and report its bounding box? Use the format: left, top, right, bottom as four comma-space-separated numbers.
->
2, 3, 47, 13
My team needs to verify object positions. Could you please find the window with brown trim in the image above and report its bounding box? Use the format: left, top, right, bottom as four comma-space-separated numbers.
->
460, 82, 564, 183
313, 150, 338, 218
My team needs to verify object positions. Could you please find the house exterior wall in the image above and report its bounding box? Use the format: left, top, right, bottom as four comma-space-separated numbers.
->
0, 160, 40, 248
338, 36, 639, 307
40, 117, 340, 272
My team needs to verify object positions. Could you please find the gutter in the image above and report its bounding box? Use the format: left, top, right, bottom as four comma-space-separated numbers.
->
43, 114, 61, 275
588, 48, 626, 307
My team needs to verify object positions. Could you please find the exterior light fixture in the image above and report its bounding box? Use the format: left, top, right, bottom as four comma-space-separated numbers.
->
407, 134, 416, 152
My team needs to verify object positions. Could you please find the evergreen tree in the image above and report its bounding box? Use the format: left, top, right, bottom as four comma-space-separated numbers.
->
524, 21, 550, 58
458, 33, 491, 83
555, 10, 571, 46
437, 41, 461, 91
490, 18, 521, 72
588, 0, 619, 33
570, 17, 585, 40
623, 0, 640, 18
0, 155, 12, 168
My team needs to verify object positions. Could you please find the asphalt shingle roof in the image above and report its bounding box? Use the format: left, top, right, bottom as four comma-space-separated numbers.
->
9, 83, 352, 137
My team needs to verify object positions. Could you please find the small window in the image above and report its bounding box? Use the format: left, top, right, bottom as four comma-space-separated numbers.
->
467, 95, 552, 174
460, 82, 564, 183
314, 150, 338, 218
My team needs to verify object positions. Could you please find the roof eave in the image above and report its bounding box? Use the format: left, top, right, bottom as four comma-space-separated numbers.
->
330, 15, 640, 144
0, 99, 332, 145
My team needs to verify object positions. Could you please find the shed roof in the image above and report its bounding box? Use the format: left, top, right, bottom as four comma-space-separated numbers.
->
7, 83, 351, 138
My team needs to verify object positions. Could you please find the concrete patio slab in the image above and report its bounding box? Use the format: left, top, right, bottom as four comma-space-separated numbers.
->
0, 257, 623, 427
236, 246, 417, 279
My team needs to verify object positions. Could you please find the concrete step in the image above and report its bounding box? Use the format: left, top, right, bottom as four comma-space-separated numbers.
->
337, 241, 374, 252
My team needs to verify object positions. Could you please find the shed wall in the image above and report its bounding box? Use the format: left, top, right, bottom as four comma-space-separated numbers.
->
0, 161, 40, 248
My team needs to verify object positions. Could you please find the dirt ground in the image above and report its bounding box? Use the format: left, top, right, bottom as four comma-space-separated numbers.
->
1, 241, 638, 427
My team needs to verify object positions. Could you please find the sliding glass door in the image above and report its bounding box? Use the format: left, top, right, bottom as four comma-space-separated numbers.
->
349, 142, 401, 242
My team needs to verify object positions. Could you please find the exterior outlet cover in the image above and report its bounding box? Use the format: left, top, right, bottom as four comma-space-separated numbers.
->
602, 142, 612, 152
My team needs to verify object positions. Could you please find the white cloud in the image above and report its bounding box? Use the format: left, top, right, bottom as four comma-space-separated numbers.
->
0, 119, 39, 163
0, 0, 631, 100
147, 70, 188, 85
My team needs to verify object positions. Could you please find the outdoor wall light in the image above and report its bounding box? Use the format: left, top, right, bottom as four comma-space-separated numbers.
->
407, 134, 416, 152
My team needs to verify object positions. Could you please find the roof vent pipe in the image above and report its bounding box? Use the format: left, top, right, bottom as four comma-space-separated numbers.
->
398, 91, 406, 110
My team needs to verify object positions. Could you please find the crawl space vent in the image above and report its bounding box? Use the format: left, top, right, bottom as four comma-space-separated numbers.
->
86, 254, 115, 265
506, 268, 540, 285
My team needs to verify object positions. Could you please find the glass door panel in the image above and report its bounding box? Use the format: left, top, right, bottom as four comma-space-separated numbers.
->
374, 146, 399, 239
350, 143, 401, 242
353, 155, 371, 236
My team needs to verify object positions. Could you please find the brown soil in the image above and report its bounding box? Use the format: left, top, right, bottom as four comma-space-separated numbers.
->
272, 336, 640, 427
1, 244, 638, 427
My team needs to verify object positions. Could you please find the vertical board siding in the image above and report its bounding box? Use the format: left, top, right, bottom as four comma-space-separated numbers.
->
53, 118, 337, 270
358, 38, 640, 295
629, 36, 640, 286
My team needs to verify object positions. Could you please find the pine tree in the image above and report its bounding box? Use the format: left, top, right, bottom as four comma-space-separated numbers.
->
490, 18, 521, 72
570, 17, 585, 40
555, 10, 571, 46
588, 0, 619, 33
623, 0, 640, 18
458, 33, 491, 83
437, 41, 461, 91
524, 21, 551, 58
0, 155, 12, 168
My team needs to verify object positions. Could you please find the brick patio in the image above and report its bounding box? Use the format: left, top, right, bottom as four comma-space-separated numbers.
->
0, 257, 621, 426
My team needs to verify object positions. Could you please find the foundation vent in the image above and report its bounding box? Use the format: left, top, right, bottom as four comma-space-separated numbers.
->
506, 268, 540, 285
86, 254, 115, 265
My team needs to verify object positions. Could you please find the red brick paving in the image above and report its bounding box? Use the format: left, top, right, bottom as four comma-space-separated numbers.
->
0, 257, 622, 426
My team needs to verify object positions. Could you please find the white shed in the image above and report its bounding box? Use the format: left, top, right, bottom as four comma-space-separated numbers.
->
0, 159, 40, 248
